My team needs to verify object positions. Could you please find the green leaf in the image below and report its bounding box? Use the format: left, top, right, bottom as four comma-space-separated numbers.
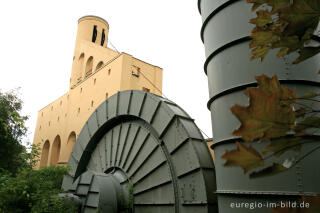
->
262, 136, 302, 157
250, 10, 272, 27
248, 0, 320, 63
247, 0, 268, 11
222, 142, 264, 173
300, 92, 320, 99
293, 46, 320, 64
267, 0, 291, 13
295, 117, 320, 133
294, 107, 306, 119
250, 30, 280, 49
0, 89, 29, 175
247, 0, 291, 12
250, 46, 271, 61
272, 36, 301, 56
231, 75, 296, 142
279, 0, 320, 38
277, 47, 289, 57
249, 163, 288, 178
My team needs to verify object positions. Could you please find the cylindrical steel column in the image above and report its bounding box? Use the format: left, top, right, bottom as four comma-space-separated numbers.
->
198, 0, 320, 212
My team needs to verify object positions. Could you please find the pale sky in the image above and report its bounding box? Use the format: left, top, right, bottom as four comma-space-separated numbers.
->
0, 0, 212, 144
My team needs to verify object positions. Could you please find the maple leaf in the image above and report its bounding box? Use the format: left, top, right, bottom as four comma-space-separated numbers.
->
294, 108, 306, 119
250, 29, 280, 49
247, 0, 269, 11
272, 36, 301, 56
267, 0, 291, 13
251, 46, 272, 61
222, 142, 264, 173
248, 0, 320, 63
231, 75, 296, 142
300, 92, 320, 99
262, 136, 302, 157
295, 117, 320, 134
249, 163, 288, 178
293, 46, 320, 64
250, 10, 272, 27
279, 0, 320, 38
247, 0, 291, 12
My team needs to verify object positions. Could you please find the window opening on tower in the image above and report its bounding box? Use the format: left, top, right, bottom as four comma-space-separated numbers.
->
92, 25, 97, 43
101, 29, 105, 46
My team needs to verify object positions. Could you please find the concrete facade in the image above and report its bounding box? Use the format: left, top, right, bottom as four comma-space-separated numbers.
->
33, 16, 162, 168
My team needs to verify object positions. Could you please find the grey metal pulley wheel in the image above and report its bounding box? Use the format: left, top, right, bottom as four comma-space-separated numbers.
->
62, 90, 218, 213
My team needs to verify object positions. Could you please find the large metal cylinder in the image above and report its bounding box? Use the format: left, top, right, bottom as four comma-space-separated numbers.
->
198, 0, 320, 212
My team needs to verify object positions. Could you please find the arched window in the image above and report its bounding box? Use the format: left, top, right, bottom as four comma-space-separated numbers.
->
50, 135, 61, 166
66, 132, 76, 159
77, 53, 85, 82
85, 56, 93, 77
40, 140, 50, 167
96, 61, 104, 71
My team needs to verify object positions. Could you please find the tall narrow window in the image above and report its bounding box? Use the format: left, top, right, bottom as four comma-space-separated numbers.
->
101, 29, 105, 46
92, 25, 97, 43
77, 53, 85, 82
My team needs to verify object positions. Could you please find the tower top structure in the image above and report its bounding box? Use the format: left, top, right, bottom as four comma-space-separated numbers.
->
76, 15, 109, 48
70, 15, 112, 87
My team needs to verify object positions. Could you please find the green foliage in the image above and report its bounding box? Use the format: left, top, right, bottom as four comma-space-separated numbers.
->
0, 89, 29, 175
0, 89, 77, 212
247, 0, 320, 63
0, 166, 77, 213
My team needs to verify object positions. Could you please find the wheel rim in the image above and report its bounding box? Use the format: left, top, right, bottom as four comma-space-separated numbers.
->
62, 90, 218, 213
